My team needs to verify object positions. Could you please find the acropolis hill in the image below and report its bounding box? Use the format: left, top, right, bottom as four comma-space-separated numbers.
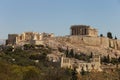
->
6, 25, 120, 57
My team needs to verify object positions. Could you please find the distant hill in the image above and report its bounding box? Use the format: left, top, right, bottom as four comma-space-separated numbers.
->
0, 39, 5, 45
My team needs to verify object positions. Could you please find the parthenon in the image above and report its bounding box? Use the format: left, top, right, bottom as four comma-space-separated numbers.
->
71, 25, 98, 37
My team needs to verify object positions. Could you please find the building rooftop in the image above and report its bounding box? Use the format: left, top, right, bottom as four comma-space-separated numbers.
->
71, 25, 90, 29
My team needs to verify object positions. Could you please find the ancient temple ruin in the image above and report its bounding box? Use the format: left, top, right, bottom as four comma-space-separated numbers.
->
61, 54, 102, 72
6, 32, 54, 45
71, 25, 98, 37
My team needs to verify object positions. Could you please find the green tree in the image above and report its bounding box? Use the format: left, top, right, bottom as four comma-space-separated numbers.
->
74, 54, 80, 59
0, 61, 15, 80
111, 58, 118, 65
69, 49, 74, 58
107, 54, 110, 63
65, 47, 69, 57
23, 68, 40, 80
80, 67, 85, 76
3, 46, 14, 54
23, 44, 35, 50
90, 52, 93, 58
44, 68, 70, 80
101, 56, 108, 63
107, 32, 113, 39
118, 56, 120, 63
100, 34, 103, 37
115, 36, 117, 40
29, 53, 47, 61
71, 68, 78, 80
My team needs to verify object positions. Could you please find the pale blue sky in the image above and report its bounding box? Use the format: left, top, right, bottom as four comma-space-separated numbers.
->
0, 0, 120, 39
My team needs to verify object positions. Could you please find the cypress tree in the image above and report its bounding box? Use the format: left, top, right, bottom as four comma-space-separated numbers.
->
107, 32, 113, 39
71, 68, 78, 80
81, 67, 85, 76
69, 49, 74, 58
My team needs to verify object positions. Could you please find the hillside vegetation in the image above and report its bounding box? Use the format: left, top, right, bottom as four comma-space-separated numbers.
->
0, 44, 120, 80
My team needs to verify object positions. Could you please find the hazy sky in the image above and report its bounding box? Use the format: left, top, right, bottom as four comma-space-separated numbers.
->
0, 0, 120, 39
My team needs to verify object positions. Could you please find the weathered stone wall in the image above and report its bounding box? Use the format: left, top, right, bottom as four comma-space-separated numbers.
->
61, 54, 102, 72
69, 36, 110, 47
82, 37, 101, 46
116, 40, 120, 50
100, 37, 109, 48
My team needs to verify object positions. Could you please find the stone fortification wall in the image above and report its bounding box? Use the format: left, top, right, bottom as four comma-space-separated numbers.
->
100, 37, 109, 48
116, 40, 120, 50
69, 36, 109, 47
55, 36, 120, 51
69, 36, 97, 45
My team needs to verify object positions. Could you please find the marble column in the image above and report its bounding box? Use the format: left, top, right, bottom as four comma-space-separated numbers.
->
77, 27, 79, 35
76, 27, 77, 35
